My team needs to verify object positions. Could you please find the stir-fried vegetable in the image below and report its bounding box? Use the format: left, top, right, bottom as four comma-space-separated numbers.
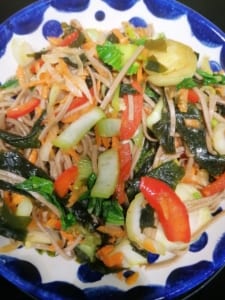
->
0, 19, 224, 280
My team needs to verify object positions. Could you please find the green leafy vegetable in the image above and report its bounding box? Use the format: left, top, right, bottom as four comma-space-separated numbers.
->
102, 200, 124, 225
0, 78, 19, 89
96, 41, 139, 75
176, 77, 197, 89
176, 69, 225, 90
15, 176, 76, 229
197, 69, 225, 85
74, 225, 101, 263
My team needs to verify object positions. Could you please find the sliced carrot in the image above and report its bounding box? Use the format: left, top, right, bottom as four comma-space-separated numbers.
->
125, 272, 139, 285
112, 29, 128, 44
97, 225, 125, 238
46, 218, 61, 230
131, 80, 143, 94
201, 172, 225, 197
28, 149, 38, 164
111, 136, 120, 149
61, 103, 94, 123
97, 245, 123, 268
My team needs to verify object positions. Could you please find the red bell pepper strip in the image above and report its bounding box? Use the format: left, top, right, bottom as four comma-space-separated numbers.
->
6, 97, 41, 119
48, 30, 79, 47
118, 142, 132, 181
140, 176, 191, 243
67, 95, 89, 112
187, 89, 199, 103
54, 166, 78, 198
201, 172, 225, 197
119, 92, 143, 140
115, 142, 132, 204
60, 31, 79, 47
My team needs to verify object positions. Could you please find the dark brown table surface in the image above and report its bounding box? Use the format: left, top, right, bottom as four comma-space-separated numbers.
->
0, 1, 224, 299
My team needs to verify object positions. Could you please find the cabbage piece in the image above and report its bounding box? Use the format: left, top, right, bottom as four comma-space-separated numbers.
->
96, 41, 139, 75
145, 39, 197, 86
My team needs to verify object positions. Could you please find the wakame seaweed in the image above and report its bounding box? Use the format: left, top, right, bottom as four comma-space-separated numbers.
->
126, 160, 185, 200
0, 150, 50, 179
176, 104, 225, 177
0, 111, 45, 149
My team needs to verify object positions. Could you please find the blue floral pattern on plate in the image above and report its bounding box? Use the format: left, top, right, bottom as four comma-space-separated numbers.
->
0, 0, 225, 299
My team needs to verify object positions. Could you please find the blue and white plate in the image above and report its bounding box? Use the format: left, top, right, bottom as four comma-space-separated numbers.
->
0, 1, 225, 299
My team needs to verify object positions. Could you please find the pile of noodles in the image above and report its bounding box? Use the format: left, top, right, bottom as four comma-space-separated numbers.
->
0, 20, 225, 263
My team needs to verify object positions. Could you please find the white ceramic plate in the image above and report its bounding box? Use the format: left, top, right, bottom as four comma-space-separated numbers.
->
0, 1, 225, 299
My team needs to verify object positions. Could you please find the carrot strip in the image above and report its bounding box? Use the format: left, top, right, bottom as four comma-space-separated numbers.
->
61, 104, 94, 123
136, 65, 144, 84
97, 225, 125, 238
112, 136, 120, 149
46, 218, 61, 230
101, 136, 111, 149
201, 172, 225, 197
125, 272, 139, 285
28, 149, 38, 164
16, 65, 26, 87
112, 29, 128, 44
97, 245, 123, 267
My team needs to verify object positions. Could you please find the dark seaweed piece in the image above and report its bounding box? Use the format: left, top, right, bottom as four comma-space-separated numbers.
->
151, 96, 175, 153
176, 104, 225, 176
140, 204, 155, 231
0, 111, 45, 149
0, 150, 50, 179
126, 160, 185, 201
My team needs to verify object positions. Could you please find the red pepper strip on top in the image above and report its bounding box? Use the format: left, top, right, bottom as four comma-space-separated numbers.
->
6, 97, 41, 119
54, 166, 78, 198
60, 31, 79, 47
119, 92, 143, 140
187, 89, 199, 103
115, 142, 132, 204
140, 176, 191, 243
201, 172, 225, 197
48, 31, 79, 47
67, 95, 89, 112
